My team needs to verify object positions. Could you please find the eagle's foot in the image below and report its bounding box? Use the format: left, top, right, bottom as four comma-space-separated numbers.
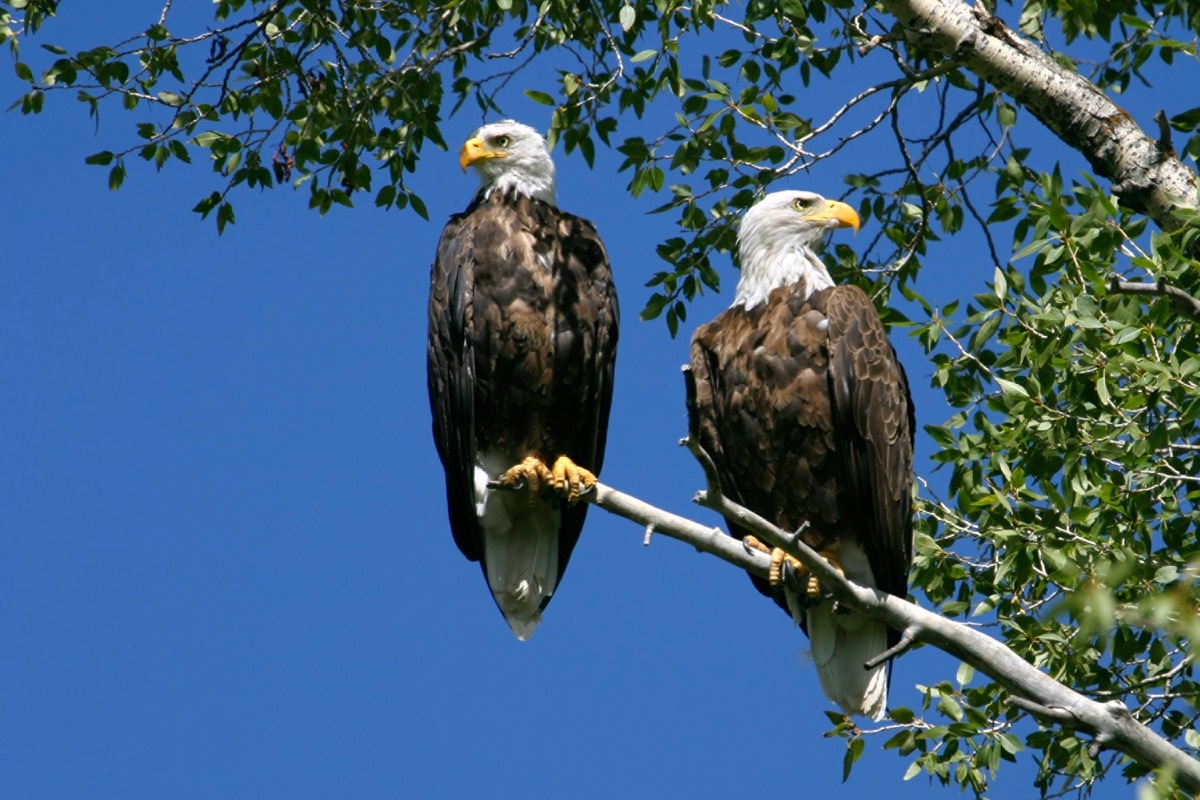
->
790, 549, 844, 600
744, 536, 809, 590
497, 456, 556, 504
551, 455, 597, 504
742, 535, 771, 556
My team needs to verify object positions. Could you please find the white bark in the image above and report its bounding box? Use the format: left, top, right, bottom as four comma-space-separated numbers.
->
880, 0, 1199, 235
585, 439, 1200, 794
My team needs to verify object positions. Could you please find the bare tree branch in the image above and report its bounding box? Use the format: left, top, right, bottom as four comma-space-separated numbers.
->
588, 480, 770, 578
584, 448, 1200, 794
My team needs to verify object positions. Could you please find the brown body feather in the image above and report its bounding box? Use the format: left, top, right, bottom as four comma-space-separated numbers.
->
688, 278, 913, 654
427, 188, 618, 616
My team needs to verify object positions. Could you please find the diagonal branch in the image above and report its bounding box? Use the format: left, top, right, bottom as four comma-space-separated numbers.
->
879, 0, 1199, 240
589, 479, 770, 578
584, 448, 1200, 794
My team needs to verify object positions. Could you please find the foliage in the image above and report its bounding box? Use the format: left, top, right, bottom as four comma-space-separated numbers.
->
4, 0, 1200, 796
909, 177, 1200, 798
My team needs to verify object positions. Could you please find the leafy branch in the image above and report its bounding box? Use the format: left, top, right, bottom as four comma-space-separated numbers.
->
585, 439, 1200, 794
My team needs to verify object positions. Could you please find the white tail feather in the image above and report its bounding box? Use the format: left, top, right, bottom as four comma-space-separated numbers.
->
805, 604, 889, 720
790, 538, 890, 719
475, 458, 561, 640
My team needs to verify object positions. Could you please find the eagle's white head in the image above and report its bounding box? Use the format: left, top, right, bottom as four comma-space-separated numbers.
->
732, 190, 861, 309
459, 120, 556, 205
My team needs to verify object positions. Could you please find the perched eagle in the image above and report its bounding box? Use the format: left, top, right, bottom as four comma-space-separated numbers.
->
427, 120, 619, 640
686, 191, 914, 719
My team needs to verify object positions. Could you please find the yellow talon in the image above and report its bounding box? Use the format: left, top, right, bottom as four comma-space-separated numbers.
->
806, 548, 845, 599
742, 535, 771, 555
770, 547, 787, 586
551, 455, 597, 503
746, 535, 849, 600
498, 456, 556, 505
744, 536, 810, 590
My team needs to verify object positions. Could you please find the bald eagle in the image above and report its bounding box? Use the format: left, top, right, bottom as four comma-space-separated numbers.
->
686, 191, 914, 719
427, 120, 619, 640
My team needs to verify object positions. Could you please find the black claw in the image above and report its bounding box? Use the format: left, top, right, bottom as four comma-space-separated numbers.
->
780, 561, 825, 609
780, 560, 802, 592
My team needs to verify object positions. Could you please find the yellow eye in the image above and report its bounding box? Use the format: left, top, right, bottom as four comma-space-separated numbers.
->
493, 135, 510, 148
792, 197, 811, 211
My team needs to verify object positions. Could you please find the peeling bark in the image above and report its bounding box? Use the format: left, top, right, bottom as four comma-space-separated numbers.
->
881, 0, 1198, 235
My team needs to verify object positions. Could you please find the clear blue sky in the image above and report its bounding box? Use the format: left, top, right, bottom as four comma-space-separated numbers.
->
4, 3, 1183, 798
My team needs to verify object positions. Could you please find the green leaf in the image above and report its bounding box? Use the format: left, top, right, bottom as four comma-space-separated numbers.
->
998, 103, 1016, 129
995, 378, 1029, 399
409, 192, 429, 220
641, 292, 668, 321
192, 132, 225, 148
956, 662, 975, 687
1154, 566, 1179, 583
631, 49, 657, 63
842, 737, 865, 782
108, 163, 125, 191
773, 112, 806, 132
85, 150, 114, 166
937, 693, 964, 722
216, 200, 235, 234
619, 4, 636, 32
157, 91, 183, 107
524, 90, 556, 106
1120, 13, 1151, 31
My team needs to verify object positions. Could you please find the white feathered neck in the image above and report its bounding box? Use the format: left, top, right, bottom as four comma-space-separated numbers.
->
732, 191, 840, 309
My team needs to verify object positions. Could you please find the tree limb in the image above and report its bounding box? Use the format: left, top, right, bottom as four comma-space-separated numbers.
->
1107, 272, 1200, 320
584, 452, 1200, 794
589, 480, 770, 578
879, 0, 1200, 238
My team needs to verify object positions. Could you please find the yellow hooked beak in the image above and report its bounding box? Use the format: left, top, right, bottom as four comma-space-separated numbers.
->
821, 199, 861, 233
459, 136, 507, 171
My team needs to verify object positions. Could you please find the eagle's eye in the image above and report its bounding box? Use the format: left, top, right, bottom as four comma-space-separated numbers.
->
492, 135, 511, 148
792, 197, 813, 212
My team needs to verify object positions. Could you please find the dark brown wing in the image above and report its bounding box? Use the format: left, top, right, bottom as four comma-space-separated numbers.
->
427, 197, 483, 562
427, 191, 618, 586
532, 196, 619, 579
824, 284, 914, 603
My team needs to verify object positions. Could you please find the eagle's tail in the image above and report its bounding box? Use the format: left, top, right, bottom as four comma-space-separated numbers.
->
475, 461, 560, 640
803, 602, 889, 720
